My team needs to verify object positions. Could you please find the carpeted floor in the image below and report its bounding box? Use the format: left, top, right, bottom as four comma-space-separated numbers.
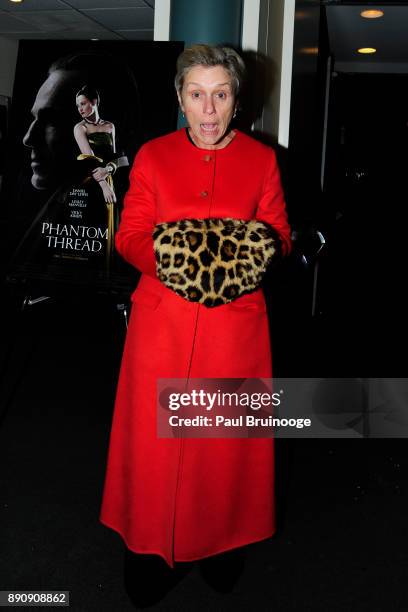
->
1, 291, 407, 611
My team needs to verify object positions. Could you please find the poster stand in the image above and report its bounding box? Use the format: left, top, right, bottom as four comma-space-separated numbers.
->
0, 39, 182, 424
0, 272, 133, 425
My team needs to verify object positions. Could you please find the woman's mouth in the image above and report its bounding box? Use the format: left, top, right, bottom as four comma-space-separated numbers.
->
200, 123, 218, 133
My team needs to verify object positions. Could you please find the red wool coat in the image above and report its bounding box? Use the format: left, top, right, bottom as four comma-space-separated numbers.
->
99, 128, 292, 568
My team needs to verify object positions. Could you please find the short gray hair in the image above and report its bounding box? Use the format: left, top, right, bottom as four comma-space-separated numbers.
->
175, 44, 246, 100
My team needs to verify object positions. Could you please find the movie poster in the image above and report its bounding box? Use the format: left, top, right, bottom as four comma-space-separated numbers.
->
0, 40, 183, 295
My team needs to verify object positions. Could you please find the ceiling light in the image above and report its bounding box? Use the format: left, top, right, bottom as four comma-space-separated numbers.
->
357, 47, 377, 54
9, 0, 24, 3
91, 38, 99, 41
360, 9, 384, 19
299, 47, 319, 55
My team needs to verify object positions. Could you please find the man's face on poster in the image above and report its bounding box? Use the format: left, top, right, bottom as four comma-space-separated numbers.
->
23, 70, 79, 190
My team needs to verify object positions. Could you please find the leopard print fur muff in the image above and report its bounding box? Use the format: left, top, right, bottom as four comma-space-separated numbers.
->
152, 217, 281, 307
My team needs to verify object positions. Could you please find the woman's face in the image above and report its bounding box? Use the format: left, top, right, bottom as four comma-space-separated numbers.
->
76, 95, 96, 119
178, 64, 236, 149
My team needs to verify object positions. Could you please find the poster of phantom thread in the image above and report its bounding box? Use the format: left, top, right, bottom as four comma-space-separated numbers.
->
1, 40, 183, 293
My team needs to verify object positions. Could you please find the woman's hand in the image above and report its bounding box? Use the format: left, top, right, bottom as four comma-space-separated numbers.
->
92, 166, 110, 182
98, 179, 117, 204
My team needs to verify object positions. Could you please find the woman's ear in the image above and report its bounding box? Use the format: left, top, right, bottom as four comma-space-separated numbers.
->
177, 91, 185, 114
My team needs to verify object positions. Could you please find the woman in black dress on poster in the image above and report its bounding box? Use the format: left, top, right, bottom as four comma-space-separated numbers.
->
73, 85, 129, 269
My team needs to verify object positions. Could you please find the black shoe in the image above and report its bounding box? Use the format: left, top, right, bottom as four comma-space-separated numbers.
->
199, 547, 247, 593
123, 547, 191, 608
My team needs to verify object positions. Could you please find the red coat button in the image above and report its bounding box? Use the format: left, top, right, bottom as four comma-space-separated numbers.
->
200, 190, 208, 197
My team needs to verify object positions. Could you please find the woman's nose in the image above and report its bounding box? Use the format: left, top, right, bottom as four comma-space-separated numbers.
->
203, 96, 216, 115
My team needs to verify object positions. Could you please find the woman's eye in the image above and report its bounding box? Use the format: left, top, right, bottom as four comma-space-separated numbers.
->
192, 92, 201, 98
216, 92, 227, 99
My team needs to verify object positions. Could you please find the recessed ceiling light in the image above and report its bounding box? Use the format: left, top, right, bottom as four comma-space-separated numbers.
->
299, 46, 319, 55
357, 47, 377, 54
91, 38, 99, 41
9, 0, 24, 3
361, 9, 384, 19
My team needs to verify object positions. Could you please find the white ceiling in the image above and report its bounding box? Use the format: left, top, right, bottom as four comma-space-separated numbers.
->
326, 4, 408, 73
0, 0, 155, 40
3, 1, 407, 70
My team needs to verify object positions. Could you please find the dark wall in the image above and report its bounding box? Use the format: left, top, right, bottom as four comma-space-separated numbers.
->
266, 2, 331, 376
287, 0, 326, 227
314, 56, 408, 374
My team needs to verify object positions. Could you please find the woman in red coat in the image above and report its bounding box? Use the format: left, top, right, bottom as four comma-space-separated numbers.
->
99, 44, 291, 601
